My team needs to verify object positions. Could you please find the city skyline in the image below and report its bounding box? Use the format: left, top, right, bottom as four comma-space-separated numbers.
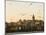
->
6, 0, 44, 22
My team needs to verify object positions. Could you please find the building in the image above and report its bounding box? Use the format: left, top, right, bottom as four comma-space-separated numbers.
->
5, 14, 44, 32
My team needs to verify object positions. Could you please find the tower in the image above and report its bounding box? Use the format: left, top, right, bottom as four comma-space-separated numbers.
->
32, 14, 35, 21
32, 14, 35, 24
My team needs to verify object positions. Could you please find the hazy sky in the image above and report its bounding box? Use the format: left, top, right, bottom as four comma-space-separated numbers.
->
6, 0, 44, 22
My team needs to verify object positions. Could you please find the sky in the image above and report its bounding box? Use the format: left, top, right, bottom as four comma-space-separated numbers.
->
6, 0, 44, 22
